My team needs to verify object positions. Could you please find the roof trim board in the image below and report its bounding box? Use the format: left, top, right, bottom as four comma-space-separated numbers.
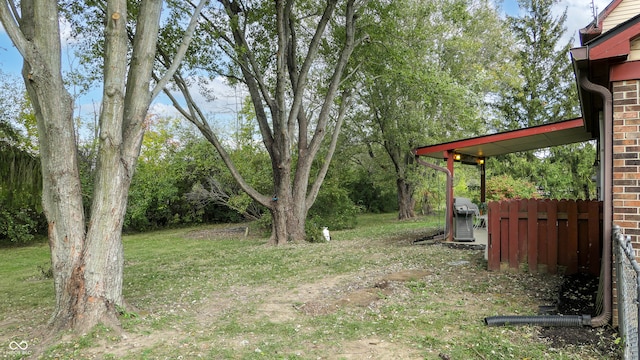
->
611, 60, 640, 81
587, 14, 640, 60
413, 118, 593, 159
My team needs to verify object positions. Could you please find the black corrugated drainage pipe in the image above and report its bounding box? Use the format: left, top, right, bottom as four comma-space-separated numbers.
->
414, 156, 452, 240
484, 315, 592, 327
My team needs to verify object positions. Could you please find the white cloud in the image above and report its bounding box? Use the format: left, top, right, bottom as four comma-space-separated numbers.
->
148, 102, 181, 119
151, 76, 246, 120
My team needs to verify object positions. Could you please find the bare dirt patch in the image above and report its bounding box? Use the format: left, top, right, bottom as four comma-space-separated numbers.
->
336, 337, 423, 360
288, 269, 430, 316
380, 269, 430, 282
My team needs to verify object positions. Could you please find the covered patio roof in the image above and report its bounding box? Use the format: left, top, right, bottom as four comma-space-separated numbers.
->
412, 117, 595, 242
413, 117, 594, 160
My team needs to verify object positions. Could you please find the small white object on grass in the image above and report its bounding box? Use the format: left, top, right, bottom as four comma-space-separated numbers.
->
322, 227, 331, 241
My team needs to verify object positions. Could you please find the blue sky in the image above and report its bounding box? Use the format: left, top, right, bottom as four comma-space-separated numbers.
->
0, 0, 613, 120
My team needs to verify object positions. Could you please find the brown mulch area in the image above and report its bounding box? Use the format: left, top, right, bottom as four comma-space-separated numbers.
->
538, 273, 623, 359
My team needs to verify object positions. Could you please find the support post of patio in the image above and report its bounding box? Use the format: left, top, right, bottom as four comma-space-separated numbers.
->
480, 160, 486, 204
446, 150, 455, 242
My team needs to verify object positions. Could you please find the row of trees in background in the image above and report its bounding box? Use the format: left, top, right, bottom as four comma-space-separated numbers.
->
490, 0, 596, 200
0, 0, 597, 335
0, 0, 596, 243
123, 116, 362, 236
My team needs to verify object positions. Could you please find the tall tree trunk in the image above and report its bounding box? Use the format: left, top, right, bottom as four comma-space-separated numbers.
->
76, 0, 129, 328
185, 0, 362, 246
12, 0, 90, 332
270, 200, 307, 245
269, 163, 307, 245
1, 0, 203, 335
397, 177, 415, 220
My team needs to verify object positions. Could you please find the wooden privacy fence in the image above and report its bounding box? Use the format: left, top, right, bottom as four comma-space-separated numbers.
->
487, 199, 603, 275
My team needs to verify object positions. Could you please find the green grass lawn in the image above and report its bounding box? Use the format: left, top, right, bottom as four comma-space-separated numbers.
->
0, 213, 619, 359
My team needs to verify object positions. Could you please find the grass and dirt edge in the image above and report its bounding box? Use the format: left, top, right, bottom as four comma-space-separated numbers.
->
0, 213, 622, 359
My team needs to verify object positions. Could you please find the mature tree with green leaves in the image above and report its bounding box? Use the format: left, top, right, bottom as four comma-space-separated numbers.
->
158, 0, 368, 244
348, 0, 514, 219
491, 0, 595, 199
0, 0, 206, 332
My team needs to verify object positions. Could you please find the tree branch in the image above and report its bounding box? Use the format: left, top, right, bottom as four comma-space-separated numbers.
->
151, 0, 208, 100
159, 68, 273, 207
306, 89, 352, 210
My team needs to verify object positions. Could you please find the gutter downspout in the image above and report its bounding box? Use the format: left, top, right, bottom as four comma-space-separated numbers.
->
415, 155, 452, 240
484, 73, 613, 330
579, 73, 613, 328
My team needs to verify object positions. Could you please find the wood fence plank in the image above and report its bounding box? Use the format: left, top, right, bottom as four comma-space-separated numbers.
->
509, 200, 519, 270
500, 201, 509, 264
557, 200, 569, 268
577, 201, 589, 273
528, 198, 538, 273
486, 198, 602, 276
567, 200, 578, 274
487, 201, 500, 271
547, 200, 558, 274
518, 200, 528, 263
538, 200, 548, 272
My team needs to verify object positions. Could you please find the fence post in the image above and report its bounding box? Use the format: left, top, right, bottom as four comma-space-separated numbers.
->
547, 200, 558, 274
488, 201, 500, 271
509, 200, 519, 270
528, 199, 538, 273
567, 200, 578, 274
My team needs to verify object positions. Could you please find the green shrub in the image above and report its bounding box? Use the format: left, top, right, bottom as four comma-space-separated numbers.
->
347, 171, 397, 213
486, 174, 539, 201
309, 184, 359, 231
0, 206, 45, 244
304, 219, 327, 243
255, 211, 272, 235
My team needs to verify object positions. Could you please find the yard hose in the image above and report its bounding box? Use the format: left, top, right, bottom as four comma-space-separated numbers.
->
484, 314, 591, 327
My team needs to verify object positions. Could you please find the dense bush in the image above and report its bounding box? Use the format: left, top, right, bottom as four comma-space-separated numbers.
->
486, 174, 539, 201
304, 219, 329, 243
345, 170, 397, 213
0, 206, 46, 245
123, 123, 250, 232
308, 182, 359, 231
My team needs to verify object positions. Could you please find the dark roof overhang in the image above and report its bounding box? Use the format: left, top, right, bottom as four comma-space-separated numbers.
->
413, 118, 593, 160
572, 14, 640, 135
